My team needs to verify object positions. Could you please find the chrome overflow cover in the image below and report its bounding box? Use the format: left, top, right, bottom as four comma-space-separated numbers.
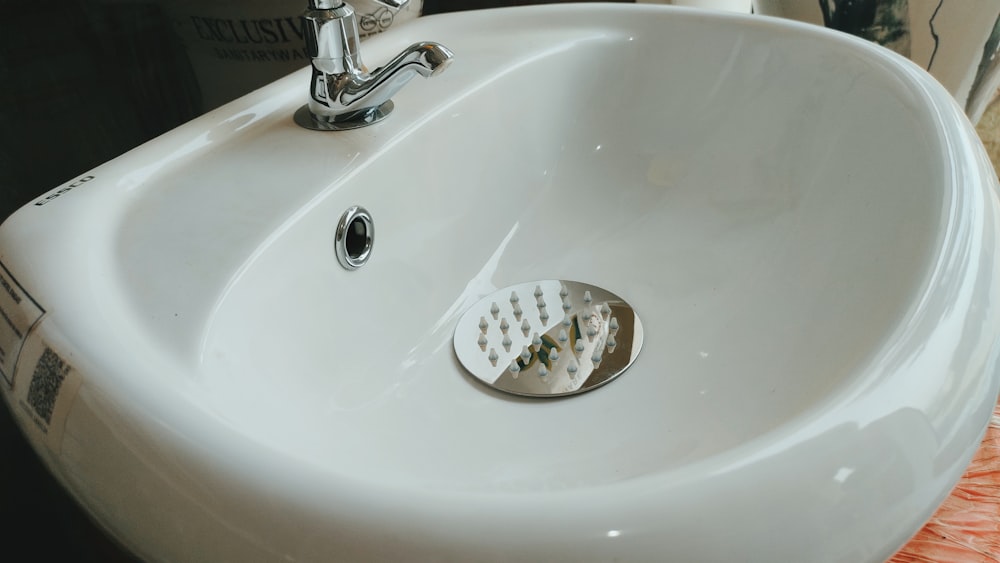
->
454, 280, 643, 398
335, 206, 374, 270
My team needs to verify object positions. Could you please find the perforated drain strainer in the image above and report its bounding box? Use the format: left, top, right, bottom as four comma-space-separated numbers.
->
454, 280, 643, 398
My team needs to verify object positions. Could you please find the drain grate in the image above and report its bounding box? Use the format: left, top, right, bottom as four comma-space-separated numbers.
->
454, 280, 643, 398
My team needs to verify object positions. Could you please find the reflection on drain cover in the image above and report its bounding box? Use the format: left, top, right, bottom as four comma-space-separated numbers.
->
453, 280, 643, 398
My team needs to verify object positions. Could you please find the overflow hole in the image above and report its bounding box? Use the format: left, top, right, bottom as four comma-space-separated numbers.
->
346, 217, 369, 259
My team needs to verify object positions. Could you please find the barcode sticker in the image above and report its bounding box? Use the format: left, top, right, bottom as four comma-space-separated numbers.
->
14, 335, 81, 453
26, 347, 71, 425
0, 262, 44, 388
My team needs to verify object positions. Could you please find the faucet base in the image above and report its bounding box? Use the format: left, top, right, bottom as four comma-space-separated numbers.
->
293, 101, 395, 131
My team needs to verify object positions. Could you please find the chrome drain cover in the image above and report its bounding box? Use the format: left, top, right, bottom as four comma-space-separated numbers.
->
454, 280, 643, 398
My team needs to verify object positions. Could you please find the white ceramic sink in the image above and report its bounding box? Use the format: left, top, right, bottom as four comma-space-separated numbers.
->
2, 4, 1000, 561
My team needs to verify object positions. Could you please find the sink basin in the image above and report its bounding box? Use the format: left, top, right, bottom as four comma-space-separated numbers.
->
2, 4, 1000, 561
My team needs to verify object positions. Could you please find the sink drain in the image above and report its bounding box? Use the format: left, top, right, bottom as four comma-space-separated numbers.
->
454, 280, 643, 398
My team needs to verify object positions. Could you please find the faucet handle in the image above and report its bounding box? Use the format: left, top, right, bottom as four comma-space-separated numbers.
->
308, 1, 409, 11
308, 0, 343, 8
373, 0, 410, 10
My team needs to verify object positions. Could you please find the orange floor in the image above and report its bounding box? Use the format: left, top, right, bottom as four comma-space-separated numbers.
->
891, 403, 1000, 562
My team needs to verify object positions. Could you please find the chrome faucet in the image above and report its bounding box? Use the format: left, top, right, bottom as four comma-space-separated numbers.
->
294, 0, 454, 131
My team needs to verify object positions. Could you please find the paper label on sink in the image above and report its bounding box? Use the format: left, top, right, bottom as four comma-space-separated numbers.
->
12, 335, 82, 454
0, 262, 45, 388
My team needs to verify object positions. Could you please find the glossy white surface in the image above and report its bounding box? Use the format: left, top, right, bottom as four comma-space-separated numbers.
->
2, 4, 1000, 562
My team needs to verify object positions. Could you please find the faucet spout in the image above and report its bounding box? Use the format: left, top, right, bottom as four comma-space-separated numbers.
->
313, 41, 453, 120
294, 1, 454, 131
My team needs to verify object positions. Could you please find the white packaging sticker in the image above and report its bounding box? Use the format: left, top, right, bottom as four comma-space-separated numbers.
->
0, 262, 45, 388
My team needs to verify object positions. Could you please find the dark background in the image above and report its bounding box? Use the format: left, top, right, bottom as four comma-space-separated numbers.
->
0, 1, 626, 560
